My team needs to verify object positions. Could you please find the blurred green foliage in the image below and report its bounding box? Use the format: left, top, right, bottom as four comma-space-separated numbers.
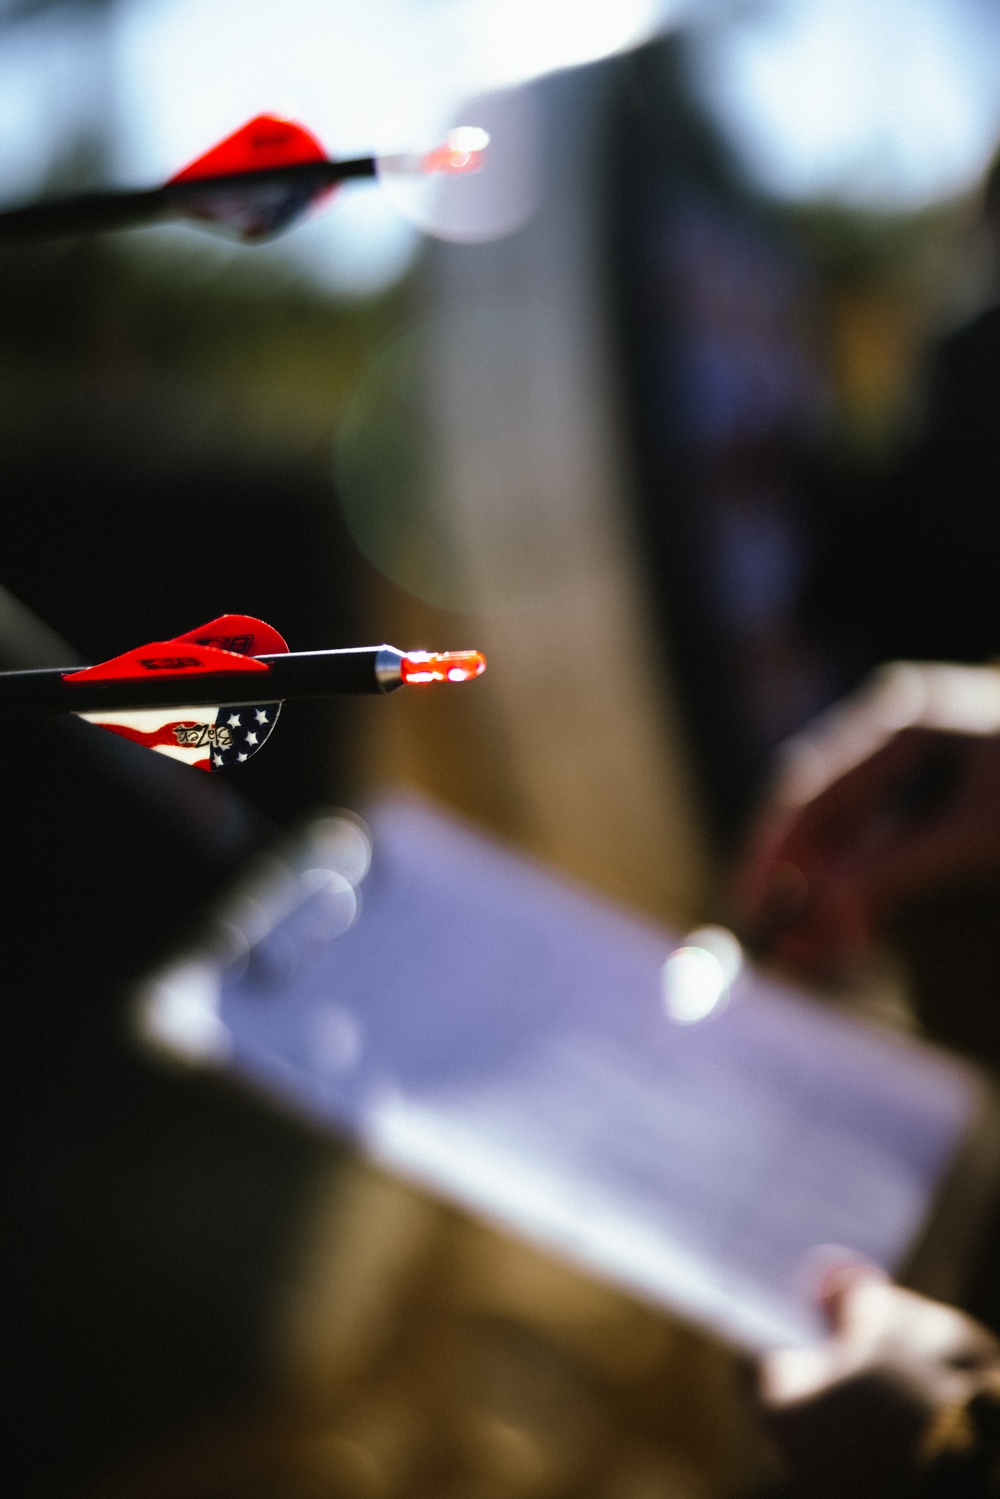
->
0, 228, 413, 465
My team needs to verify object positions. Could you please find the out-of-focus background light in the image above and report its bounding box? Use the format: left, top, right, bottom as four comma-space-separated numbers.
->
689, 0, 1000, 207
662, 926, 743, 1024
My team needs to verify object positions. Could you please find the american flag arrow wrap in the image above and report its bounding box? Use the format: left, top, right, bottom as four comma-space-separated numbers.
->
81, 701, 284, 772
0, 615, 486, 772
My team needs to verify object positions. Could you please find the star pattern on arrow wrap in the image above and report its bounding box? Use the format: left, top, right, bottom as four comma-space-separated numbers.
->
208, 700, 281, 770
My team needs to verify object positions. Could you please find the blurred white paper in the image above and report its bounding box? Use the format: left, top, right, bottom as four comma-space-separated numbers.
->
138, 797, 982, 1350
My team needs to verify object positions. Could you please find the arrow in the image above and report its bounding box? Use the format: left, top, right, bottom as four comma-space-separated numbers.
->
0, 115, 490, 242
0, 613, 486, 771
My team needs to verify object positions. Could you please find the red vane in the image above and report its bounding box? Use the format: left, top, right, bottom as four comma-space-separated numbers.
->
171, 613, 289, 657
63, 642, 270, 685
168, 115, 328, 182
400, 650, 486, 685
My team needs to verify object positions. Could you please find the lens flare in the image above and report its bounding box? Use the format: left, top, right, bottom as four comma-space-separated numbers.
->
400, 650, 486, 685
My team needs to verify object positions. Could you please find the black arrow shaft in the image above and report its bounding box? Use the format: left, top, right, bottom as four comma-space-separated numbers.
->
0, 646, 404, 716
0, 157, 378, 240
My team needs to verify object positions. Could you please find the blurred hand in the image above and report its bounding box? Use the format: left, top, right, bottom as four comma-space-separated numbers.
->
735, 663, 1000, 982
759, 1265, 1000, 1497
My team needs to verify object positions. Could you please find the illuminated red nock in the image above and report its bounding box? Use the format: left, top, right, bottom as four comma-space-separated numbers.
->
420, 127, 490, 176
400, 650, 486, 685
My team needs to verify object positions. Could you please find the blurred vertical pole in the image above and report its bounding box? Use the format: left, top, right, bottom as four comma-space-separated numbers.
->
422, 63, 709, 923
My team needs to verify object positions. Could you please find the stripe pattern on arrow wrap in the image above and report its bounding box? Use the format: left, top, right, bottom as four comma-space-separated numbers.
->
75, 614, 287, 772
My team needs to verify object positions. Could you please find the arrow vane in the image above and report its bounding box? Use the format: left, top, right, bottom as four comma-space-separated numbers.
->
0, 614, 485, 772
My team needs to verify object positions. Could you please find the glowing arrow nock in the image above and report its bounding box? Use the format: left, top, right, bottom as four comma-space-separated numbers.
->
400, 650, 487, 685
420, 127, 491, 176
378, 127, 491, 181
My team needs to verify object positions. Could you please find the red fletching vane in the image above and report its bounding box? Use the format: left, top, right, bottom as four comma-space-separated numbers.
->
63, 643, 269, 685
168, 115, 327, 182
167, 114, 335, 239
400, 650, 487, 685
170, 612, 289, 658
68, 614, 286, 773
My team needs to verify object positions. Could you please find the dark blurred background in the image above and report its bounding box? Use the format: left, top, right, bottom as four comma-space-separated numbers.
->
5, 0, 1000, 1494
